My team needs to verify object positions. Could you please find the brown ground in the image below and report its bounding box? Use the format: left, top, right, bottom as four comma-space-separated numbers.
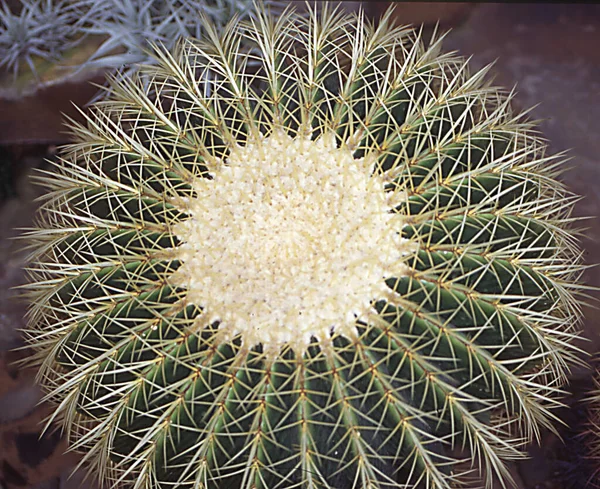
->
0, 2, 599, 488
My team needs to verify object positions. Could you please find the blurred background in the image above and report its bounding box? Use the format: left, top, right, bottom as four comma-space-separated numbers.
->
0, 2, 599, 488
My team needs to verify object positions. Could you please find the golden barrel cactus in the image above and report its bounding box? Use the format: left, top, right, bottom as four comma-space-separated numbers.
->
23, 3, 585, 488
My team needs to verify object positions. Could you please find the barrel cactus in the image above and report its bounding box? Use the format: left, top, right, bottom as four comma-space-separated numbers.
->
22, 3, 585, 489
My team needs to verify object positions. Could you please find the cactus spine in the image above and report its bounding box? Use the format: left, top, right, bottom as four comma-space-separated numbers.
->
23, 3, 584, 489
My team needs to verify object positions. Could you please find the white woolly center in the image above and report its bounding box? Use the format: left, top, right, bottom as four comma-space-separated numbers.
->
170, 131, 410, 354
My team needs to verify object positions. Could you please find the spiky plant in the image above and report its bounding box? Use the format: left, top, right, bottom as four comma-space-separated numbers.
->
0, 0, 81, 80
22, 3, 585, 489
71, 0, 283, 79
0, 0, 281, 97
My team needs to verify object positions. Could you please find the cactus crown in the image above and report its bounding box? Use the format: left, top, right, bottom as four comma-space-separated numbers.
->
23, 3, 585, 489
171, 129, 414, 354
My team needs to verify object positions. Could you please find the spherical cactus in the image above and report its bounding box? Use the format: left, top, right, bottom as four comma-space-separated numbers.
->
23, 3, 585, 489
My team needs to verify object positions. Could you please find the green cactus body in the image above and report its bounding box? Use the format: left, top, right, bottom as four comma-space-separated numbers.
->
23, 4, 584, 489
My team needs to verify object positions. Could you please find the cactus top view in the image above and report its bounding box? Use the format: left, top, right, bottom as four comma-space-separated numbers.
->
22, 2, 585, 489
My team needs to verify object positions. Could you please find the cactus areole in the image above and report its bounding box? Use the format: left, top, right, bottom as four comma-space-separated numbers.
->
24, 3, 584, 489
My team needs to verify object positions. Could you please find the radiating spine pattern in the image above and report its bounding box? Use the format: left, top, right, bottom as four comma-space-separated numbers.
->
23, 3, 584, 489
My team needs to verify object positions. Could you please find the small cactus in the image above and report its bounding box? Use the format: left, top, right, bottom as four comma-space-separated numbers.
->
23, 3, 585, 489
0, 0, 281, 96
0, 0, 81, 80
77, 0, 283, 77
